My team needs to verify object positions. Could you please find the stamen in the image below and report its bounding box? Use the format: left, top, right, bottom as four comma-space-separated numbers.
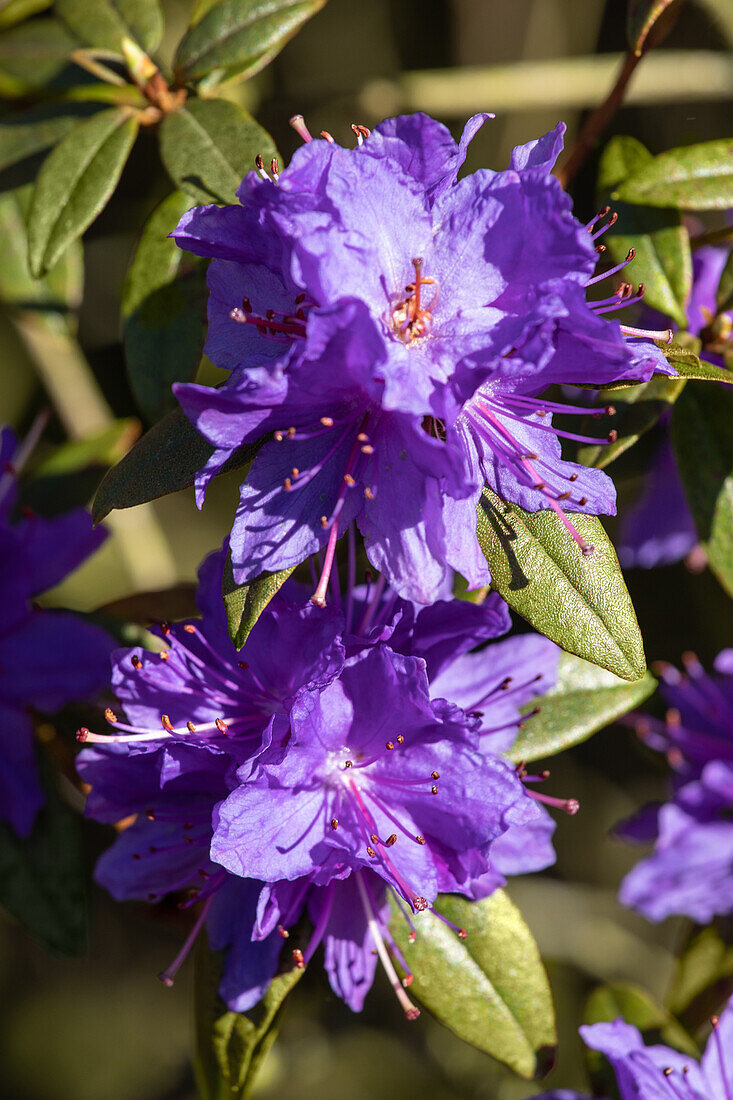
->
157, 894, 214, 987
527, 790, 580, 815
355, 873, 420, 1020
619, 323, 673, 342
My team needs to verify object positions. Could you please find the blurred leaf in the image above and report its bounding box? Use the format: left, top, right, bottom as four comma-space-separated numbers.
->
597, 135, 691, 327
122, 190, 208, 422
0, 104, 95, 181
32, 419, 140, 475
0, 185, 82, 318
223, 551, 295, 649
585, 982, 698, 1057
56, 0, 163, 53
578, 374, 686, 469
627, 0, 682, 56
195, 935, 302, 1100
667, 926, 733, 1021
614, 138, 733, 210
27, 106, 139, 277
0, 16, 77, 96
174, 0, 327, 87
159, 98, 277, 205
672, 381, 733, 598
0, 751, 87, 955
390, 890, 555, 1078
0, 0, 52, 29
662, 342, 733, 383
477, 489, 646, 681
716, 249, 733, 313
506, 654, 656, 764
92, 406, 262, 521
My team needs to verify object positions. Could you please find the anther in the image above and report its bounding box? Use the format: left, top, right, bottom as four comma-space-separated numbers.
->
431, 785, 438, 795
145, 809, 155, 820
320, 416, 334, 427
320, 515, 328, 528
385, 834, 398, 847
105, 707, 117, 723
431, 771, 440, 779
370, 834, 379, 844
607, 430, 618, 443
183, 624, 196, 634
278, 926, 289, 938
131, 655, 142, 669
274, 430, 284, 441
320, 130, 335, 143
284, 477, 292, 491
187, 721, 196, 733
364, 487, 375, 500
215, 718, 228, 734
162, 714, 174, 732
344, 760, 353, 768
343, 473, 356, 486
413, 897, 428, 912
160, 650, 169, 661
366, 846, 376, 857
386, 740, 395, 750
415, 836, 425, 845
291, 467, 299, 478
331, 818, 339, 830
292, 948, 305, 969
396, 735, 404, 744
77, 727, 89, 742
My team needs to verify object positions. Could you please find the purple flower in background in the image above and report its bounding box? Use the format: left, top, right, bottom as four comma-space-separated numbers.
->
0, 425, 112, 836
79, 543, 568, 1015
618, 243, 731, 570
617, 649, 733, 922
534, 996, 733, 1100
172, 112, 671, 604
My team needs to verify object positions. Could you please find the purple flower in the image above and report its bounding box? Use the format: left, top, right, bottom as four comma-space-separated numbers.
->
0, 425, 113, 836
617, 650, 733, 922
618, 243, 731, 570
78, 544, 567, 1014
578, 998, 733, 1100
534, 997, 733, 1100
171, 112, 671, 604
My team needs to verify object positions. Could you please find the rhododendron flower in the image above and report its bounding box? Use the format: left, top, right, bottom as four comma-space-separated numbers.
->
172, 112, 671, 604
617, 649, 733, 922
0, 425, 113, 835
78, 543, 569, 1014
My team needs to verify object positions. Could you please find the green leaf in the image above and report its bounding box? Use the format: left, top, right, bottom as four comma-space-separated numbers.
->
389, 890, 555, 1078
578, 374, 686, 469
596, 135, 691, 327
0, 185, 83, 318
0, 104, 101, 180
223, 552, 295, 649
477, 489, 646, 681
0, 0, 52, 30
122, 191, 208, 422
0, 16, 77, 95
506, 654, 656, 764
585, 982, 698, 1057
195, 935, 302, 1100
626, 0, 681, 56
661, 341, 733, 383
159, 98, 277, 206
716, 249, 733, 314
174, 0, 327, 88
667, 927, 733, 1020
91, 406, 261, 522
0, 752, 87, 955
671, 381, 733, 598
614, 138, 733, 211
56, 0, 163, 53
33, 419, 140, 476
27, 106, 139, 278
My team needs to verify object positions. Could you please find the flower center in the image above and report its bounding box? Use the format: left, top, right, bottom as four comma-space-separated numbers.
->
390, 257, 439, 345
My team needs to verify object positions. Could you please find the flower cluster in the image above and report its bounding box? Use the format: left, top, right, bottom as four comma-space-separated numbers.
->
78, 543, 573, 1014
172, 111, 672, 605
617, 649, 733, 923
536, 992, 733, 1100
0, 425, 113, 835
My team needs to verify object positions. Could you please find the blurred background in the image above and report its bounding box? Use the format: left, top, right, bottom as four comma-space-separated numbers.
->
1, 0, 732, 1096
